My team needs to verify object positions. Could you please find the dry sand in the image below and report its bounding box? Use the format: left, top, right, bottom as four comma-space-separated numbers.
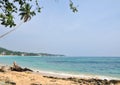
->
0, 71, 78, 85
0, 71, 120, 85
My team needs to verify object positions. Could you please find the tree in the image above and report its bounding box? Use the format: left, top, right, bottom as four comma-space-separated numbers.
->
0, 0, 78, 28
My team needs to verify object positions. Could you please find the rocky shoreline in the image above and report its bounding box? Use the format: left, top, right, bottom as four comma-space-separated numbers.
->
44, 76, 120, 85
0, 63, 120, 85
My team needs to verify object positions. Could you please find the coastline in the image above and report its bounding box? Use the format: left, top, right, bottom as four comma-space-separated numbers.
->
0, 64, 120, 85
0, 62, 120, 80
33, 68, 120, 80
35, 70, 120, 80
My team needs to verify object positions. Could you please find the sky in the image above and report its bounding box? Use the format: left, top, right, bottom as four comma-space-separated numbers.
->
0, 0, 120, 56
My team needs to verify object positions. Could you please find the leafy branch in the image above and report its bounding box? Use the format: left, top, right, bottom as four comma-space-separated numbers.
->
0, 0, 78, 28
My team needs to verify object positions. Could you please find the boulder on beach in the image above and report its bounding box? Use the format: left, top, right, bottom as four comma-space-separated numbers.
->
0, 66, 10, 72
0, 66, 7, 72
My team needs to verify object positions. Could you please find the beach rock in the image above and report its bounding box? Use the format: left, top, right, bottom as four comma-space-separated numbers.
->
66, 78, 117, 85
36, 71, 39, 72
4, 78, 16, 85
23, 67, 33, 72
0, 66, 10, 72
109, 80, 120, 85
0, 66, 6, 72
5, 81, 16, 85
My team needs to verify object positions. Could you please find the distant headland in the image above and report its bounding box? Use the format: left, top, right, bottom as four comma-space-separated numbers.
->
0, 47, 64, 56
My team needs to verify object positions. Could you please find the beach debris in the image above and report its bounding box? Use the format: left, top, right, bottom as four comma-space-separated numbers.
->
0, 62, 33, 72
10, 61, 33, 72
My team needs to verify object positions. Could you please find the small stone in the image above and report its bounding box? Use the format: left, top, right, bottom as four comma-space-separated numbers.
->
31, 83, 42, 85
5, 81, 16, 85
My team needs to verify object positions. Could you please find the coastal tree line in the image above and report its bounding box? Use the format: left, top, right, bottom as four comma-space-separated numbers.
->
0, 47, 64, 56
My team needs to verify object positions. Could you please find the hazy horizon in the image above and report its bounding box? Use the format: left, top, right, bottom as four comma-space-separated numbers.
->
0, 0, 120, 56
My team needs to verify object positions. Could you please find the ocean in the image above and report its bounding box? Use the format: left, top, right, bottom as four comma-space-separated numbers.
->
0, 56, 120, 79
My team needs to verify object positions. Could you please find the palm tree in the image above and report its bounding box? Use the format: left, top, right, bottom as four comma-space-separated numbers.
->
0, 4, 36, 39
19, 3, 36, 22
0, 22, 23, 39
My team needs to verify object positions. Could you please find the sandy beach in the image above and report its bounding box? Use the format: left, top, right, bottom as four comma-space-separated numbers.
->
0, 61, 119, 85
0, 69, 120, 85
0, 71, 78, 85
0, 59, 120, 85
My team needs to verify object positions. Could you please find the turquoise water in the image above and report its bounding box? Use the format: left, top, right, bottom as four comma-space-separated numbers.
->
0, 56, 120, 79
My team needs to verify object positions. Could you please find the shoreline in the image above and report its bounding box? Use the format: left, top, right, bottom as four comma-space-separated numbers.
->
0, 63, 120, 80
33, 69, 120, 80
0, 64, 120, 85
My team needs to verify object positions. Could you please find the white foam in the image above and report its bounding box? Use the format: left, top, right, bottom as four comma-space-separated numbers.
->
33, 69, 120, 80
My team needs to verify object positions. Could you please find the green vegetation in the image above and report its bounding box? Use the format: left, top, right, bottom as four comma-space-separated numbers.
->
0, 0, 78, 28
0, 47, 64, 56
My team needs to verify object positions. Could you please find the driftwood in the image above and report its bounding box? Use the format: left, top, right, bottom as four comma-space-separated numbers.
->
10, 62, 33, 72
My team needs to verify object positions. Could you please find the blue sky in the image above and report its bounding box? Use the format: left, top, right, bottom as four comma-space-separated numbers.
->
0, 0, 120, 56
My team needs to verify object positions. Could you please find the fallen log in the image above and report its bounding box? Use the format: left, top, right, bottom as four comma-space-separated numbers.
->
10, 62, 33, 72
